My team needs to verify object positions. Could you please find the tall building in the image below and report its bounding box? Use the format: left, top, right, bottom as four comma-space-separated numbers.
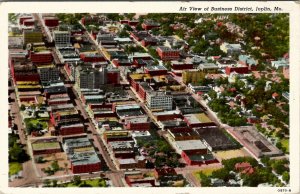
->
53, 31, 71, 47
38, 67, 60, 84
77, 67, 107, 89
146, 92, 173, 111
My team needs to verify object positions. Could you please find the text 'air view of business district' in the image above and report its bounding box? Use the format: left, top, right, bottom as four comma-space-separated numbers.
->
8, 13, 290, 188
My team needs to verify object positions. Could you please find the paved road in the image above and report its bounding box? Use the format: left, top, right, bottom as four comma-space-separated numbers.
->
9, 89, 26, 144
70, 86, 118, 172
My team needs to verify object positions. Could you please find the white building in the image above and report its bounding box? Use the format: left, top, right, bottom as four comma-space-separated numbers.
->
220, 42, 242, 55
53, 31, 71, 47
146, 92, 173, 111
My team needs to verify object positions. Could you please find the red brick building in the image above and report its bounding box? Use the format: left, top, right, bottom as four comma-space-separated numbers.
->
107, 69, 120, 85
128, 20, 139, 26
44, 17, 59, 27
125, 116, 150, 131
142, 20, 160, 30
59, 123, 85, 136
153, 110, 182, 121
181, 150, 218, 165
156, 46, 180, 61
80, 53, 106, 63
19, 16, 33, 25
71, 161, 101, 174
31, 140, 61, 155
145, 66, 168, 76
112, 59, 132, 67
23, 19, 35, 26
141, 37, 158, 47
30, 51, 53, 64
154, 167, 177, 179
225, 66, 249, 75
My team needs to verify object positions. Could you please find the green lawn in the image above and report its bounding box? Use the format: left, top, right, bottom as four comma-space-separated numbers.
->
9, 162, 22, 176
30, 119, 48, 129
281, 138, 289, 153
193, 167, 222, 181
65, 179, 107, 187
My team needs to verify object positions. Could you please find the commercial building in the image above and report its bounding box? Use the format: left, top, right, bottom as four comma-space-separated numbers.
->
182, 70, 204, 84
198, 63, 219, 73
115, 156, 146, 169
80, 53, 106, 63
229, 127, 283, 158
103, 130, 133, 143
77, 67, 107, 89
30, 50, 53, 64
56, 47, 81, 63
59, 123, 85, 136
31, 138, 61, 155
47, 93, 70, 105
130, 31, 151, 41
115, 104, 144, 118
23, 30, 43, 45
53, 31, 71, 47
63, 136, 101, 174
183, 113, 216, 128
156, 46, 180, 61
146, 91, 173, 111
175, 140, 217, 165
124, 116, 150, 131
171, 60, 194, 75
153, 110, 182, 121
43, 17, 59, 27
193, 127, 238, 151
125, 171, 156, 187
167, 127, 200, 141
225, 66, 249, 75
37, 67, 60, 84
144, 65, 168, 76
142, 20, 160, 30
141, 37, 158, 47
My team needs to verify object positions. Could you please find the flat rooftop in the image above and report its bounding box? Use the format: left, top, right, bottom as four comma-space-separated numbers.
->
69, 151, 100, 166
184, 113, 212, 124
175, 140, 207, 151
63, 137, 92, 151
117, 158, 136, 165
125, 115, 149, 123
32, 141, 60, 151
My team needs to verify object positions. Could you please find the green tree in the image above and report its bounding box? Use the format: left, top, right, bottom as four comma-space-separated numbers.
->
98, 179, 107, 187
9, 142, 29, 162
199, 172, 211, 187
43, 179, 51, 187
20, 104, 26, 111
72, 175, 82, 185
51, 160, 60, 172
282, 171, 290, 183
118, 29, 129, 38
52, 180, 58, 187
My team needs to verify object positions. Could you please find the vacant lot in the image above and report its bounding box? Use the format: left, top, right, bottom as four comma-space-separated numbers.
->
214, 148, 251, 161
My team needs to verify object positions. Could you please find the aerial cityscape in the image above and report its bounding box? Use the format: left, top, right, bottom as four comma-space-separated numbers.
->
8, 13, 290, 188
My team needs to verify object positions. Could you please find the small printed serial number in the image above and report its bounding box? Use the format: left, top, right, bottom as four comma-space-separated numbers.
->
277, 189, 291, 192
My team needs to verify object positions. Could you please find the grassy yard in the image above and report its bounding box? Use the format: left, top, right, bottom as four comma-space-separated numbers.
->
281, 138, 289, 153
30, 119, 48, 129
9, 162, 22, 176
65, 179, 107, 187
193, 166, 222, 181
